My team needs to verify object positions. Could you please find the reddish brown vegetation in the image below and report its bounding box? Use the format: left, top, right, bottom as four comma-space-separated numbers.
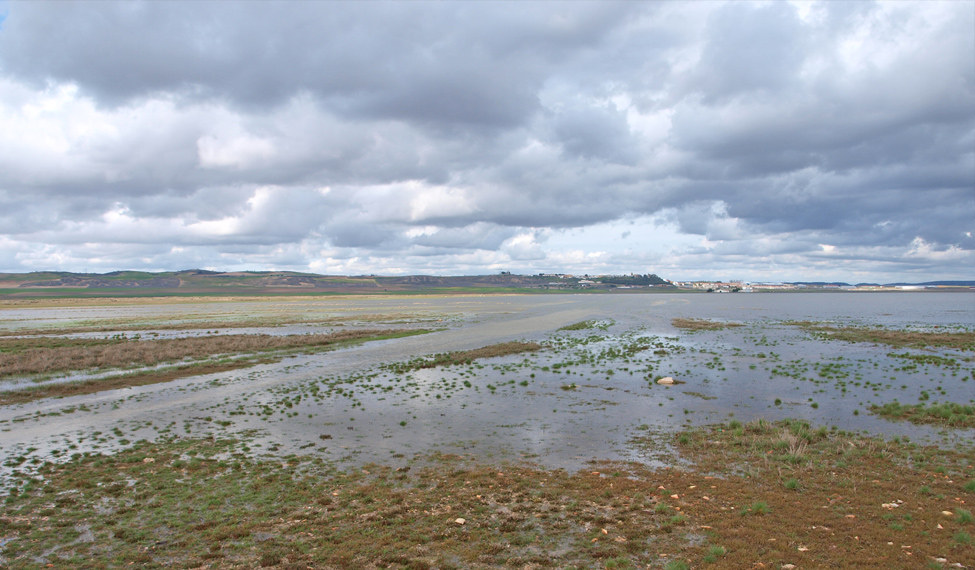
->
0, 328, 405, 378
0, 361, 269, 405
790, 322, 975, 350
384, 341, 542, 373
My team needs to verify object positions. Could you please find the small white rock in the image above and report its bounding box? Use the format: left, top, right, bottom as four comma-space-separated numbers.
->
657, 377, 675, 385
454, 518, 466, 525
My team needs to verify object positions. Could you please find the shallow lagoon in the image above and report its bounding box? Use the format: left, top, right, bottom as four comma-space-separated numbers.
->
1, 292, 973, 475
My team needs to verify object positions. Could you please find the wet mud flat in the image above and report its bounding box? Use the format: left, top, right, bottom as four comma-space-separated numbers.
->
0, 293, 973, 568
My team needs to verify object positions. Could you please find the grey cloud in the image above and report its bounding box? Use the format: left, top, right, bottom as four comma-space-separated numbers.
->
0, 1, 971, 281
411, 223, 516, 251
551, 103, 637, 163
326, 221, 397, 249
0, 2, 639, 128
125, 187, 258, 221
689, 2, 808, 102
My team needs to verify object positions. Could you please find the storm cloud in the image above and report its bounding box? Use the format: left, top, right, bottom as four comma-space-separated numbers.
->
0, 0, 971, 282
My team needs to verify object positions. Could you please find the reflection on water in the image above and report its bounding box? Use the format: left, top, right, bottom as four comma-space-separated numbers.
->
1, 292, 972, 476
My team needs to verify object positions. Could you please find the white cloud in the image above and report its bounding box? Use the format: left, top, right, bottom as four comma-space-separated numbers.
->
408, 185, 476, 222
197, 134, 275, 169
501, 232, 548, 261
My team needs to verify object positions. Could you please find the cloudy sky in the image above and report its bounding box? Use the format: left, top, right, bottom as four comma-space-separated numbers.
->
0, 1, 972, 282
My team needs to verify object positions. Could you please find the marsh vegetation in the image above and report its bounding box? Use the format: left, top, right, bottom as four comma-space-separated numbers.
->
789, 321, 975, 350
670, 318, 743, 331
381, 342, 542, 373
0, 329, 426, 404
1, 293, 973, 567
1, 421, 972, 569
870, 401, 975, 428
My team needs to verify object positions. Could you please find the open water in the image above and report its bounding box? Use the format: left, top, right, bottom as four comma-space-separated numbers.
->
1, 292, 973, 475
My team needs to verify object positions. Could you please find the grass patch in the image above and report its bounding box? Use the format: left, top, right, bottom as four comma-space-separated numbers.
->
788, 322, 975, 350
0, 361, 270, 405
888, 352, 960, 368
703, 545, 727, 562
741, 501, 770, 516
558, 320, 598, 331
382, 341, 542, 373
0, 312, 444, 338
869, 401, 975, 428
0, 318, 328, 337
0, 329, 426, 404
0, 328, 420, 379
558, 319, 611, 331
671, 318, 743, 331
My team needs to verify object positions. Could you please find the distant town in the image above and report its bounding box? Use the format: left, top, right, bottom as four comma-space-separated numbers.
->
667, 280, 975, 292
533, 274, 974, 292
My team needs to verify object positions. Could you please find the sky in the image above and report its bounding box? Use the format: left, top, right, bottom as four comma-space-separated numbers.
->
0, 1, 972, 283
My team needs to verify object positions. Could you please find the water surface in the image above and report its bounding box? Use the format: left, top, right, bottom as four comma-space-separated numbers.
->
1, 292, 972, 477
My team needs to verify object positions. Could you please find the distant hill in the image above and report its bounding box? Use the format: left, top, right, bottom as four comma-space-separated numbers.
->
885, 281, 975, 287
2, 271, 968, 299
593, 274, 669, 286
0, 270, 676, 298
788, 281, 852, 287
